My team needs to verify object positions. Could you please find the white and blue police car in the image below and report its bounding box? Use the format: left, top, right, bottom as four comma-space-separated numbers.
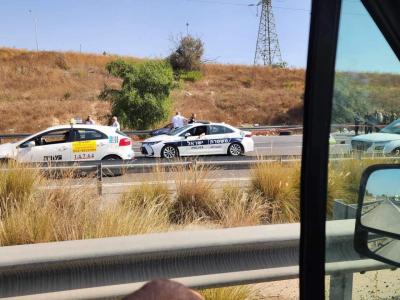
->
141, 122, 254, 158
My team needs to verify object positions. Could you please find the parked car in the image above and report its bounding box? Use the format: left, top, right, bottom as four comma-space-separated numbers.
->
0, 124, 134, 163
141, 122, 254, 158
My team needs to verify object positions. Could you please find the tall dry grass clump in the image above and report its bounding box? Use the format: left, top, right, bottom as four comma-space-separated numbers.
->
171, 164, 218, 223
215, 185, 267, 227
0, 161, 39, 210
200, 285, 262, 300
0, 163, 173, 246
250, 161, 300, 223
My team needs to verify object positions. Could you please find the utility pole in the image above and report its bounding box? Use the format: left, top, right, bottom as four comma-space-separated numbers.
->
253, 0, 282, 66
186, 22, 190, 36
29, 10, 39, 51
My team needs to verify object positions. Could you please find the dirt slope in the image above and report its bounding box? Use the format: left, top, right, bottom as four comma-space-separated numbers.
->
0, 48, 304, 133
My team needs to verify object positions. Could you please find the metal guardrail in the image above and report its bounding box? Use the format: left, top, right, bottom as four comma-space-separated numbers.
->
0, 125, 303, 144
0, 219, 392, 299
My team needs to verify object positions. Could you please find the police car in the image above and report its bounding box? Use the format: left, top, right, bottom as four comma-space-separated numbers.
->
0, 124, 134, 163
141, 122, 254, 158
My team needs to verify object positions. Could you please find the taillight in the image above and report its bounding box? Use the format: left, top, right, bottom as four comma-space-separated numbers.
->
119, 138, 131, 146
245, 132, 252, 137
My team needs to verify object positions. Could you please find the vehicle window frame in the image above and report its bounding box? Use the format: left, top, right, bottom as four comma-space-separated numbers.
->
19, 128, 74, 148
207, 125, 233, 135
179, 125, 208, 137
299, 0, 342, 299
72, 128, 108, 141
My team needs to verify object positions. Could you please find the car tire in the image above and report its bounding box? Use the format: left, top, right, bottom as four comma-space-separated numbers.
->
161, 145, 178, 159
228, 143, 243, 156
101, 155, 123, 176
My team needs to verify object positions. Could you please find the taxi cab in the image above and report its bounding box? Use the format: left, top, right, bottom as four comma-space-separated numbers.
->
0, 124, 134, 163
141, 122, 254, 159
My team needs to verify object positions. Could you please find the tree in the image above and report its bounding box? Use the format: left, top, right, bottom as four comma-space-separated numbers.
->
100, 59, 174, 129
169, 35, 204, 72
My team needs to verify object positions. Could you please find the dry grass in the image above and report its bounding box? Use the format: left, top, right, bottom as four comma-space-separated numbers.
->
0, 47, 305, 133
327, 157, 400, 210
173, 64, 305, 126
250, 161, 300, 223
215, 185, 267, 227
0, 163, 171, 246
200, 285, 262, 300
171, 164, 219, 223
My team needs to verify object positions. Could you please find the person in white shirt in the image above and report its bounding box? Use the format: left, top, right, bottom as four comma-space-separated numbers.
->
111, 116, 120, 131
171, 112, 186, 129
85, 115, 96, 125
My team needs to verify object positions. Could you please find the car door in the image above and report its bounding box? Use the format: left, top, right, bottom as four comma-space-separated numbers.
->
22, 128, 73, 162
71, 128, 108, 161
178, 125, 209, 156
206, 125, 232, 155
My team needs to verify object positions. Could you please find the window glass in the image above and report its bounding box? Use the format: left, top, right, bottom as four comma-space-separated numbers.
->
73, 129, 107, 141
23, 129, 71, 146
1, 0, 312, 297
184, 125, 207, 136
327, 0, 400, 298
208, 125, 233, 134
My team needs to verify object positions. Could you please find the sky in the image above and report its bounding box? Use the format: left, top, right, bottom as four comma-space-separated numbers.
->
1, 0, 399, 72
366, 169, 400, 197
336, 0, 400, 73
0, 0, 312, 67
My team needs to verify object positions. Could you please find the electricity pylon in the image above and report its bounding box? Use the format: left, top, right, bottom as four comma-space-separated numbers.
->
254, 0, 283, 66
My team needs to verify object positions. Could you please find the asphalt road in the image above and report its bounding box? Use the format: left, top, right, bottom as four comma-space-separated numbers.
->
362, 199, 400, 234
131, 134, 352, 161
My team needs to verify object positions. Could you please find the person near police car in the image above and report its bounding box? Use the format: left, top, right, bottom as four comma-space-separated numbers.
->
188, 113, 196, 124
171, 112, 187, 129
85, 115, 96, 125
111, 116, 120, 131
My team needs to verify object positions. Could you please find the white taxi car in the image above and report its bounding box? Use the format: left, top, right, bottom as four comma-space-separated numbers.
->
141, 122, 254, 158
0, 124, 134, 163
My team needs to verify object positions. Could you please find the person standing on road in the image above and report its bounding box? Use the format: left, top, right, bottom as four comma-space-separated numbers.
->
111, 116, 120, 131
188, 113, 196, 124
354, 112, 361, 136
172, 112, 186, 129
85, 115, 96, 125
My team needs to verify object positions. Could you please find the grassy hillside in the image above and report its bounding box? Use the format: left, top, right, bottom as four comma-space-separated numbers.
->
0, 48, 305, 133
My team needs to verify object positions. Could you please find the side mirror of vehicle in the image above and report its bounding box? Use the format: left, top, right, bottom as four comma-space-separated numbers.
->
184, 133, 191, 138
354, 164, 400, 267
20, 141, 35, 148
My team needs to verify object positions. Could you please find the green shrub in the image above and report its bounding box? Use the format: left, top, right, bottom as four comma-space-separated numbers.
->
169, 35, 204, 72
100, 59, 174, 129
179, 70, 202, 82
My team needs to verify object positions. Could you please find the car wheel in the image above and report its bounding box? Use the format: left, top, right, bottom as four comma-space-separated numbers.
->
228, 143, 243, 156
101, 155, 123, 176
162, 145, 178, 159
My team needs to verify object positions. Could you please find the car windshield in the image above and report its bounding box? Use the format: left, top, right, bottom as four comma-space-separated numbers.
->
167, 125, 191, 136
380, 120, 400, 134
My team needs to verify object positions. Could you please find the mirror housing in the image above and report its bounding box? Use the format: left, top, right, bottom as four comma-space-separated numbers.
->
20, 141, 35, 148
354, 164, 400, 267
184, 132, 191, 138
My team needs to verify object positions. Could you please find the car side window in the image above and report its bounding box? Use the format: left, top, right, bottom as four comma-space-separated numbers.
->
20, 129, 72, 147
208, 125, 234, 134
73, 129, 107, 141
180, 126, 207, 137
